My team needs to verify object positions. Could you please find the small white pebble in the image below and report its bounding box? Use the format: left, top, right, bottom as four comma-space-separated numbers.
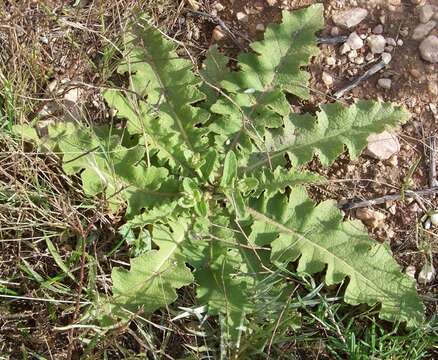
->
405, 265, 416, 280
346, 31, 364, 49
256, 23, 265, 31
214, 3, 225, 11
430, 212, 438, 226
381, 52, 392, 64
340, 43, 351, 55
326, 56, 336, 66
331, 26, 340, 36
373, 24, 384, 34
418, 262, 436, 284
378, 78, 392, 89
354, 56, 364, 64
322, 71, 334, 86
397, 39, 404, 46
424, 218, 432, 230
236, 12, 248, 22
365, 52, 375, 61
39, 35, 49, 44
348, 49, 358, 60
386, 37, 396, 46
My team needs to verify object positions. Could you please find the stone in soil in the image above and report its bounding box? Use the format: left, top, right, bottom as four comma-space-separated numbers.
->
378, 78, 392, 89
373, 24, 384, 34
418, 263, 436, 284
381, 52, 392, 64
405, 265, 416, 280
364, 131, 400, 160
331, 26, 340, 36
256, 23, 265, 31
236, 12, 248, 22
322, 71, 334, 87
367, 34, 386, 53
348, 49, 358, 60
326, 56, 336, 66
355, 208, 386, 229
419, 35, 438, 63
332, 8, 368, 28
386, 37, 396, 46
412, 21, 436, 40
340, 43, 351, 54
212, 26, 225, 41
419, 4, 436, 24
346, 31, 364, 49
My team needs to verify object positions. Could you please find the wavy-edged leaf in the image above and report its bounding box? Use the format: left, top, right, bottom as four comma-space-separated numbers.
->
111, 221, 193, 314
222, 5, 323, 98
46, 123, 176, 215
47, 123, 144, 209
249, 167, 325, 197
247, 100, 410, 172
200, 45, 230, 107
210, 5, 323, 153
247, 187, 424, 326
104, 23, 209, 174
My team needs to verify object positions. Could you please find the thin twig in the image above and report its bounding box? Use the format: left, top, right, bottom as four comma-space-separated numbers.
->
185, 9, 246, 51
334, 60, 387, 98
339, 186, 438, 210
317, 35, 347, 44
429, 135, 437, 188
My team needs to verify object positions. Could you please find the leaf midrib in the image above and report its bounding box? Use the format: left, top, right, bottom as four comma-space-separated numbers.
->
245, 123, 374, 171
229, 11, 320, 151
140, 44, 195, 153
246, 206, 388, 300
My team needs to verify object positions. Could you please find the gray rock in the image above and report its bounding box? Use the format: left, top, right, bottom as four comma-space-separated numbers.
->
367, 34, 386, 53
419, 35, 438, 63
412, 21, 436, 40
333, 8, 368, 28
405, 265, 416, 280
365, 131, 400, 160
381, 52, 392, 64
331, 26, 340, 36
430, 211, 438, 226
386, 37, 396, 46
365, 52, 375, 61
355, 208, 386, 229
236, 12, 248, 22
346, 32, 364, 49
373, 24, 384, 34
378, 78, 392, 89
419, 4, 436, 23
326, 56, 336, 66
418, 262, 436, 284
354, 56, 364, 64
348, 49, 358, 60
322, 72, 334, 86
340, 42, 351, 54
